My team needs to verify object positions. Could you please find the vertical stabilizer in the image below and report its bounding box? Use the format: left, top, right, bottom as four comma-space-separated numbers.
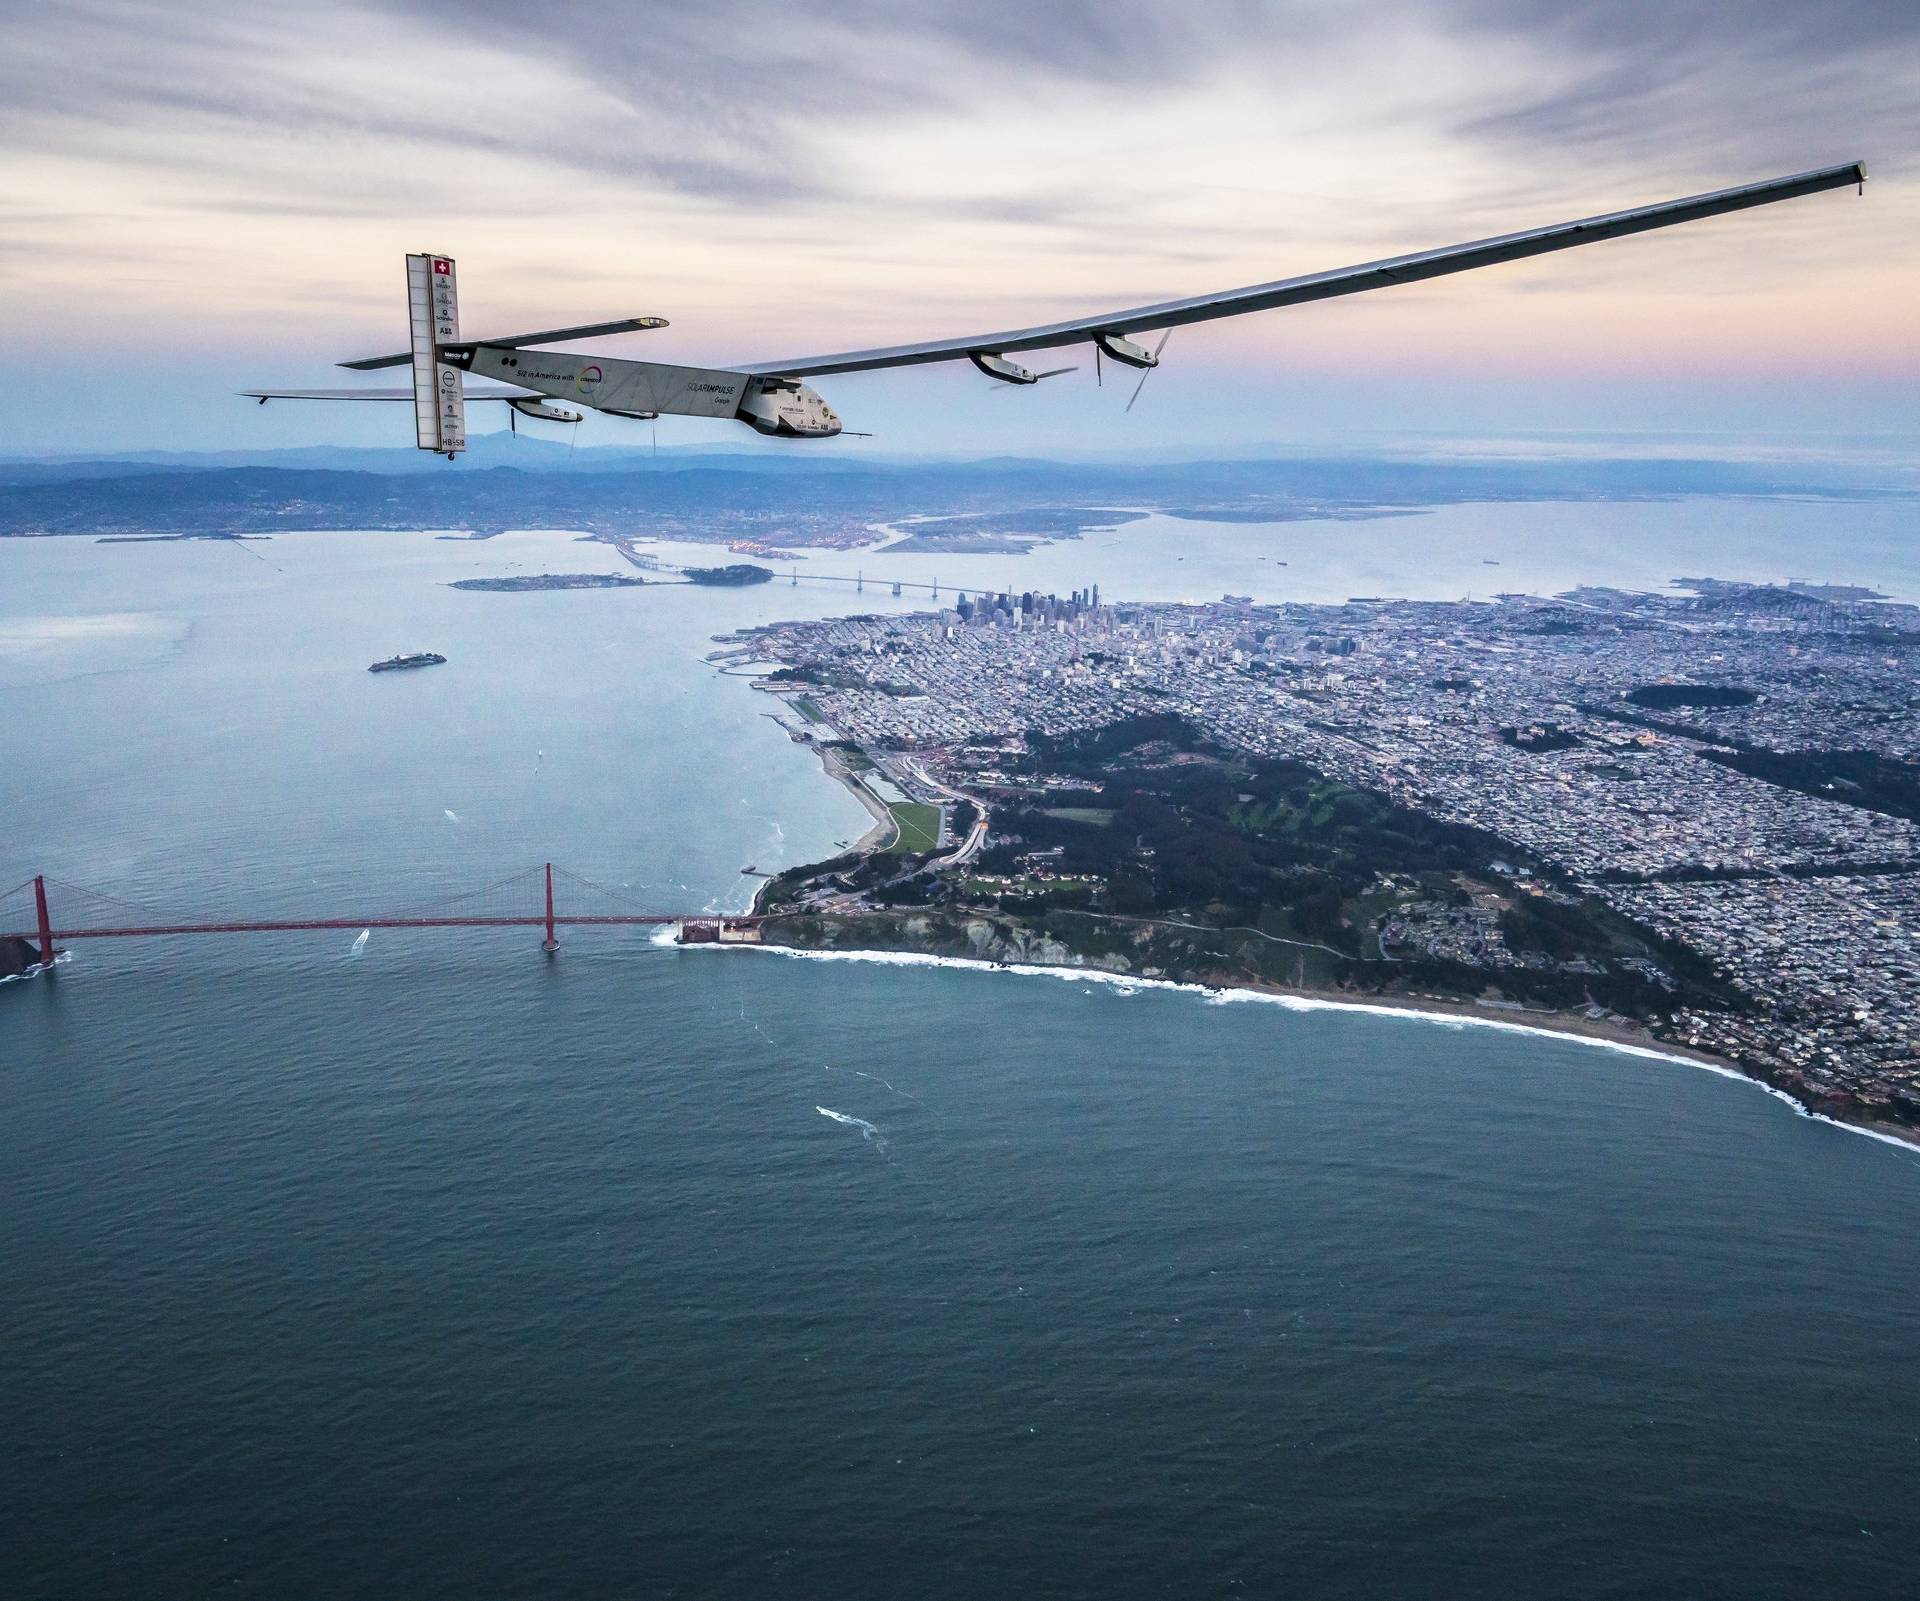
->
406, 253, 465, 456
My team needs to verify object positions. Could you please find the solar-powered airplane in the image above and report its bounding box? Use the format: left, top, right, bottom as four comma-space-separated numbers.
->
247, 162, 1865, 457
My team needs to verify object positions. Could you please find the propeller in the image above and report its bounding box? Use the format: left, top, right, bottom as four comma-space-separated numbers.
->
1124, 328, 1174, 414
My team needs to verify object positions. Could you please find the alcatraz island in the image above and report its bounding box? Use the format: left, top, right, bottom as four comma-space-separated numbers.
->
714, 576, 1920, 1141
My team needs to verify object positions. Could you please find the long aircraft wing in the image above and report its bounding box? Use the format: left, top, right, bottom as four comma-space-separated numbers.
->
740, 162, 1865, 379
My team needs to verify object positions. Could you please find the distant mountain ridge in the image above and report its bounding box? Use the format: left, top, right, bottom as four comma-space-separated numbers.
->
1, 453, 1910, 538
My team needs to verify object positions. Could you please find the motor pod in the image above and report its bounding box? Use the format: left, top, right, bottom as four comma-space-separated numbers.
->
968, 351, 1043, 385
1093, 331, 1160, 369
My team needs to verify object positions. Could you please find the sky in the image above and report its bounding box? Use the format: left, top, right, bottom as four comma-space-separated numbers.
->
2, 0, 1916, 457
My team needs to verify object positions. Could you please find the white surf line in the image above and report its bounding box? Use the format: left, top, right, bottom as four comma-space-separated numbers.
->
0, 948, 74, 984
702, 941, 1920, 1161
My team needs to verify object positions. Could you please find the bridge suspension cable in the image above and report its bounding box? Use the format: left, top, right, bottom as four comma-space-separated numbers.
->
1, 864, 756, 959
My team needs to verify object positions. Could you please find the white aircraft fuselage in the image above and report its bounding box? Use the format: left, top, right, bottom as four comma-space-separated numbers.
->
448, 344, 843, 437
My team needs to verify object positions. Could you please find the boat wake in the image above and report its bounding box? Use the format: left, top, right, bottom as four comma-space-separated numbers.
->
846, 1067, 923, 1107
816, 1104, 888, 1152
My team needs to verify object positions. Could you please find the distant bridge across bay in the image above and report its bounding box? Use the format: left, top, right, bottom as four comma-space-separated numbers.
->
779, 569, 948, 599
622, 547, 966, 601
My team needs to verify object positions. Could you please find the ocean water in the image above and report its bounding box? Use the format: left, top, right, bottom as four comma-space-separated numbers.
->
3, 504, 1918, 1598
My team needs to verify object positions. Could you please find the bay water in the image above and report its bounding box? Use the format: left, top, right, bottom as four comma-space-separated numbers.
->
3, 501, 1916, 1598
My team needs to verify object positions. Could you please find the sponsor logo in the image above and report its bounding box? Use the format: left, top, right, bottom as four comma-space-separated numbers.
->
575, 364, 604, 393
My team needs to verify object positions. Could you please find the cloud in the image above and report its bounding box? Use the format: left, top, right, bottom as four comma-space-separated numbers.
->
6, 1, 1905, 227
1452, 0, 1915, 170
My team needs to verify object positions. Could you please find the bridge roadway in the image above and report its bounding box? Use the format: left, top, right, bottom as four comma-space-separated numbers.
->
2, 866, 757, 962
620, 544, 954, 598
783, 570, 949, 598
6, 915, 691, 940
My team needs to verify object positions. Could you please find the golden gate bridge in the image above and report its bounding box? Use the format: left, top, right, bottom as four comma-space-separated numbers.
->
1, 865, 757, 972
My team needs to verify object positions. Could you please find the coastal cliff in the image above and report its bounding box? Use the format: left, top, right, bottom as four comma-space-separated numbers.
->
764, 905, 1620, 1020
765, 908, 1147, 975
2, 936, 42, 978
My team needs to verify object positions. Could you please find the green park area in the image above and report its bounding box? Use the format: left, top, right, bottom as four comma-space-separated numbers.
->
885, 801, 943, 854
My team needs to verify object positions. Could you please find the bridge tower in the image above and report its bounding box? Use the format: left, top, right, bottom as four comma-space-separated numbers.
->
857, 569, 864, 594
33, 875, 54, 968
542, 862, 559, 953
891, 580, 902, 597
932, 576, 939, 600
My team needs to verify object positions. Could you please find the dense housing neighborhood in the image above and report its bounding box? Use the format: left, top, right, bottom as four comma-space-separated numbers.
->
730, 576, 1920, 1127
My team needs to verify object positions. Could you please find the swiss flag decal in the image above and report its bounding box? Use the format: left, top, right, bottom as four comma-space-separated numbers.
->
432, 258, 452, 274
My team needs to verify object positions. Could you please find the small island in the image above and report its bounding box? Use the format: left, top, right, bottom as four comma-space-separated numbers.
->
97, 531, 269, 545
881, 508, 1144, 555
449, 572, 647, 592
682, 564, 774, 586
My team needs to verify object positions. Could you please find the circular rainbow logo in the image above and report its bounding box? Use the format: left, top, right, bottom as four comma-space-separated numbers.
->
575, 364, 604, 394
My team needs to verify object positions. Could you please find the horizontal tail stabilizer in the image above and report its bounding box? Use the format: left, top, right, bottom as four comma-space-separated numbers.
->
341, 316, 669, 371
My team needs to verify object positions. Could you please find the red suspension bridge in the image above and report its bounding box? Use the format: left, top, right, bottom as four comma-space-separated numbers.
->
1, 865, 757, 972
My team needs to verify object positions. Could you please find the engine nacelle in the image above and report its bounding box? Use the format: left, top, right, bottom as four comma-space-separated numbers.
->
968, 351, 1042, 385
735, 377, 841, 437
1093, 331, 1159, 369
508, 397, 584, 423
